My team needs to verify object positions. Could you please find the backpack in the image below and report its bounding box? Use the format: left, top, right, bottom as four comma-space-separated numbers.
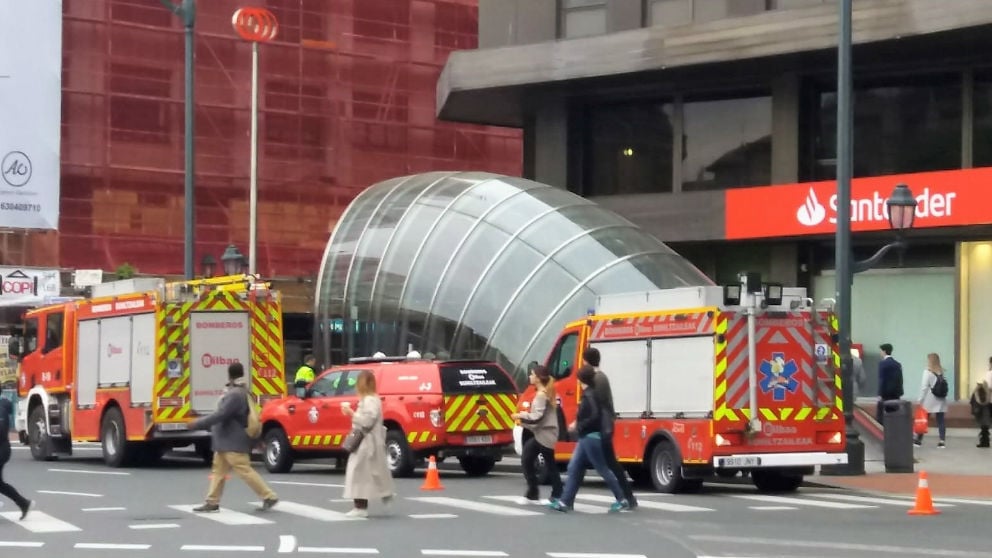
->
244, 391, 262, 439
931, 373, 949, 399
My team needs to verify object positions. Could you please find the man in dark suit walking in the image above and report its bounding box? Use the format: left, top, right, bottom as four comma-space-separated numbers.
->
876, 343, 904, 424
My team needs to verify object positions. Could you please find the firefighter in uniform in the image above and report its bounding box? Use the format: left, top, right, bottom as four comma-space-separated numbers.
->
294, 354, 317, 397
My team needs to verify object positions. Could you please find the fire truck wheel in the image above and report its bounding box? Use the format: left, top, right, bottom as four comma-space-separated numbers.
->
263, 427, 294, 473
101, 407, 133, 468
385, 429, 415, 478
458, 456, 496, 477
27, 406, 53, 462
649, 441, 688, 493
751, 470, 803, 493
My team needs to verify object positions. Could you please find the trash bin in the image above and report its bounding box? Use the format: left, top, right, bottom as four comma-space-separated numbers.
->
883, 399, 914, 473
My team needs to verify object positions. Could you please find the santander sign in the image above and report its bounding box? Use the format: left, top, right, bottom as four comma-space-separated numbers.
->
795, 186, 956, 227
726, 167, 992, 240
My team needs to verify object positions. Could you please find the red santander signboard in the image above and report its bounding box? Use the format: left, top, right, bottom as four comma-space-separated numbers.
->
724, 167, 992, 240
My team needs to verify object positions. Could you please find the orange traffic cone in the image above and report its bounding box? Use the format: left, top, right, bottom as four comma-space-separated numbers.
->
907, 470, 940, 516
420, 455, 444, 491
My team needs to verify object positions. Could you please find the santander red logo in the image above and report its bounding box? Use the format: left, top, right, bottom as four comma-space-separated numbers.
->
795, 186, 955, 228
796, 188, 827, 227
201, 354, 240, 368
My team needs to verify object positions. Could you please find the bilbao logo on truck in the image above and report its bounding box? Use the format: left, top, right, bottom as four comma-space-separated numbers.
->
201, 353, 240, 368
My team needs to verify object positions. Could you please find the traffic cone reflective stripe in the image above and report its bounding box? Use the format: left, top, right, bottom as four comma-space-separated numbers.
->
420, 455, 444, 491
907, 470, 940, 516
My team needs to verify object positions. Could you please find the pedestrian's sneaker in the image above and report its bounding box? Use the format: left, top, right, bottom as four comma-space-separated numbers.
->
193, 503, 220, 513
258, 498, 279, 511
937, 441, 946, 449
19, 500, 32, 521
625, 497, 638, 511
609, 500, 628, 513
547, 500, 571, 513
345, 508, 369, 518
913, 441, 922, 448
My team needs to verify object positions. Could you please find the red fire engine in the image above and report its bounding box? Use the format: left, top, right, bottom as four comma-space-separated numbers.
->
516, 274, 848, 493
11, 275, 287, 467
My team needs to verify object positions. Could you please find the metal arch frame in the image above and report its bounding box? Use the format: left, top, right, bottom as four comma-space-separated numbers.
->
448, 199, 590, 350
365, 174, 455, 348
509, 249, 673, 379
420, 186, 535, 345
393, 177, 501, 351
339, 175, 421, 330
481, 223, 643, 358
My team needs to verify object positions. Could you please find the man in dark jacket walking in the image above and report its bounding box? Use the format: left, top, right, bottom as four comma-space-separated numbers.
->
583, 347, 638, 510
0, 398, 30, 519
191, 363, 278, 512
876, 343, 904, 424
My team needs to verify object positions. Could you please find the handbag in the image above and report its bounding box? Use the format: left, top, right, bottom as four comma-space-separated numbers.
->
913, 406, 930, 435
341, 426, 367, 453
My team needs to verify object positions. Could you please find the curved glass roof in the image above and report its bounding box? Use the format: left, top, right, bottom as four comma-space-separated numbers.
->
314, 171, 712, 383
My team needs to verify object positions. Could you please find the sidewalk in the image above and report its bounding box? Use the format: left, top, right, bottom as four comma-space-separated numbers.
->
810, 427, 992, 497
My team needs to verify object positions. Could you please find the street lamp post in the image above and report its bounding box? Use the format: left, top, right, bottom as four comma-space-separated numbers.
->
821, 0, 920, 477
159, 0, 196, 280
221, 244, 247, 276
232, 8, 279, 276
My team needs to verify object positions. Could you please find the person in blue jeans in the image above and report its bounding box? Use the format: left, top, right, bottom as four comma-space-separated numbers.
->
548, 365, 628, 513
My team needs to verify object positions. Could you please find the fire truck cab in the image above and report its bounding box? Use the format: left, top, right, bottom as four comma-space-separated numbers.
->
516, 273, 848, 493
10, 274, 287, 467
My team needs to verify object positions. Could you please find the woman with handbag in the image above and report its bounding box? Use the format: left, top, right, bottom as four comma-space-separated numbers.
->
341, 370, 395, 518
512, 364, 563, 504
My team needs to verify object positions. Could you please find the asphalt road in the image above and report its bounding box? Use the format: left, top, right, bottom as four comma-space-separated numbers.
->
0, 444, 990, 558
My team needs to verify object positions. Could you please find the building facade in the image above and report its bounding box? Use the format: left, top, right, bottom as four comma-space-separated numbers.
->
10, 0, 520, 281
438, 0, 992, 399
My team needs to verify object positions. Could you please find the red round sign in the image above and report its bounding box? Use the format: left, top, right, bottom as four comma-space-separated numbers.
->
232, 7, 279, 42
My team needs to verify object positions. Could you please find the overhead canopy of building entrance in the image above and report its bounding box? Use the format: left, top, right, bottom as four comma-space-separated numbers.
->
437, 0, 992, 127
314, 171, 711, 382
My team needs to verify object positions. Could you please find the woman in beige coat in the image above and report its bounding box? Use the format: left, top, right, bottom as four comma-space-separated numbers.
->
341, 370, 395, 518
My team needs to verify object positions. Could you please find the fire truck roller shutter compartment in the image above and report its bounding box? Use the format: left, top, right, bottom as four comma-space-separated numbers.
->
76, 320, 100, 407
189, 312, 251, 413
651, 336, 715, 416
129, 313, 156, 405
98, 316, 133, 388
589, 340, 652, 416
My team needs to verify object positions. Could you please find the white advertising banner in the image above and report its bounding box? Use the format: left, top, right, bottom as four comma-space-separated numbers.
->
0, 267, 61, 307
0, 0, 62, 230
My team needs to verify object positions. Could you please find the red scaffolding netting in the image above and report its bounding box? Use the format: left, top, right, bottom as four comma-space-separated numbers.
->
53, 0, 521, 277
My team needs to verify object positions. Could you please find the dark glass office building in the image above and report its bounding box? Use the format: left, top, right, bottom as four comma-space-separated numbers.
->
314, 171, 711, 382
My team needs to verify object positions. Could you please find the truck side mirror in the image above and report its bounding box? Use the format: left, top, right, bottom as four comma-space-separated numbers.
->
8, 339, 20, 360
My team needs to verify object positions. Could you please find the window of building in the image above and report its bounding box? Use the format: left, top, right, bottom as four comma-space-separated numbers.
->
435, 1, 477, 51
354, 0, 411, 42
972, 71, 992, 167
560, 0, 607, 39
811, 76, 962, 180
109, 64, 172, 144
645, 0, 693, 27
585, 102, 675, 195
681, 96, 771, 191
110, 0, 173, 27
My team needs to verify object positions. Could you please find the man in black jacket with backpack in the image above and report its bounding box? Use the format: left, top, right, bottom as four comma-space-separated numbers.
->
583, 347, 638, 510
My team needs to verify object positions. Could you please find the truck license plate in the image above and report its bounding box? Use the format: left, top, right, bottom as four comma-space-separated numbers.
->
465, 435, 493, 445
720, 456, 760, 468
159, 423, 188, 432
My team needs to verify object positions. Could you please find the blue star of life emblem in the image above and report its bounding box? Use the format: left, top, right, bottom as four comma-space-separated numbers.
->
759, 352, 799, 402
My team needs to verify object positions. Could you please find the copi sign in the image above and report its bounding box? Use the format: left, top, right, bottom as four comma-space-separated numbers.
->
725, 167, 992, 240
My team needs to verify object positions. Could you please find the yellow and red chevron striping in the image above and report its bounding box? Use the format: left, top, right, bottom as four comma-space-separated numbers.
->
154, 301, 194, 421
444, 393, 516, 433
250, 298, 285, 396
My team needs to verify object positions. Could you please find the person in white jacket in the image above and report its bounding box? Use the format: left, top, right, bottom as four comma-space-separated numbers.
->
915, 353, 949, 448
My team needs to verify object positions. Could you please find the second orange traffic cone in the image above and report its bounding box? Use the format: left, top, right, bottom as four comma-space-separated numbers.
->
907, 470, 940, 516
420, 455, 444, 491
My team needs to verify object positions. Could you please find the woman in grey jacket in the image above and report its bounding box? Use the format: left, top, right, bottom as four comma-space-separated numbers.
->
512, 365, 563, 503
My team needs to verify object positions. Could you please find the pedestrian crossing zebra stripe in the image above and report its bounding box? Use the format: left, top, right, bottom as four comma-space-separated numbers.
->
0, 511, 82, 533
167, 505, 273, 525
